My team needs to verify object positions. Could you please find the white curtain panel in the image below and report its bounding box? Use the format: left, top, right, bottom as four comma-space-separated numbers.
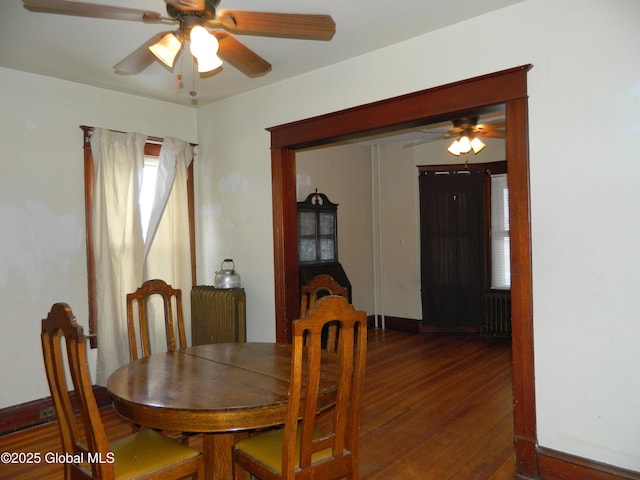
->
144, 137, 194, 350
91, 128, 146, 384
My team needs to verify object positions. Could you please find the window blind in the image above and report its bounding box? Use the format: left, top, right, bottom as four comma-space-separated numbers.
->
491, 174, 511, 289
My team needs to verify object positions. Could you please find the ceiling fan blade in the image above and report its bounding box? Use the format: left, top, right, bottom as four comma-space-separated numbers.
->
218, 11, 335, 40
164, 0, 205, 12
113, 32, 175, 75
485, 119, 506, 128
403, 134, 454, 149
23, 0, 163, 22
475, 121, 506, 138
479, 130, 506, 139
213, 32, 271, 77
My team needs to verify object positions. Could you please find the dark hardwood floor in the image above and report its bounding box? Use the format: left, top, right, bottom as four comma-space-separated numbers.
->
0, 329, 514, 479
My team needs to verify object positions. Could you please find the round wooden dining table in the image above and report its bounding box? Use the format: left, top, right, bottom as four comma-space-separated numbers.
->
106, 342, 338, 480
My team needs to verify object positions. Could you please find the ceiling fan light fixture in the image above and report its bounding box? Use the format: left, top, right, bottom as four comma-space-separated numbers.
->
448, 135, 485, 156
149, 31, 183, 68
189, 25, 218, 56
189, 25, 222, 72
447, 139, 462, 156
457, 135, 472, 154
470, 137, 486, 154
195, 53, 223, 73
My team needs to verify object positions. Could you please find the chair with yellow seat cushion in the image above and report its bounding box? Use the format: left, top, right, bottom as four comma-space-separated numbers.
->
41, 302, 204, 480
232, 295, 367, 480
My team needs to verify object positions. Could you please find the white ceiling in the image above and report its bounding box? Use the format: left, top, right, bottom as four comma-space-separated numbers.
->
0, 0, 522, 108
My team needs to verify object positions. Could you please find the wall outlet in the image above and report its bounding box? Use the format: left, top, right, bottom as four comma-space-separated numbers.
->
39, 406, 56, 420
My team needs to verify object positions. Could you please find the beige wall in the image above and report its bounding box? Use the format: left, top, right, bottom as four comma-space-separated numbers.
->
0, 67, 196, 408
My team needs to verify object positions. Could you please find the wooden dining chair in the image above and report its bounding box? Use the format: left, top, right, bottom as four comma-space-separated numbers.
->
41, 302, 204, 480
232, 295, 368, 480
126, 278, 186, 361
299, 274, 348, 317
300, 274, 349, 352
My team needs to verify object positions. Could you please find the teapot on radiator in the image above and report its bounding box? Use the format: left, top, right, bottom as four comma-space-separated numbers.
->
214, 259, 241, 289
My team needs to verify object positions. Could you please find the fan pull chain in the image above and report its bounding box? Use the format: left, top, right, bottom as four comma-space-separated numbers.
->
175, 73, 183, 98
174, 48, 185, 102
174, 47, 184, 103
190, 57, 197, 99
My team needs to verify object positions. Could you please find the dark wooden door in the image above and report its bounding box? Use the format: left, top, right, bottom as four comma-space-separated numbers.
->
419, 170, 487, 331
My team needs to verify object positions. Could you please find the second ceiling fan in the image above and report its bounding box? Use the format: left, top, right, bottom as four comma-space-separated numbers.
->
23, 0, 336, 77
404, 115, 506, 151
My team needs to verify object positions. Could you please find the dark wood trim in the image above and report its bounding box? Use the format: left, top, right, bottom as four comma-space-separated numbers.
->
268, 67, 528, 150
419, 324, 481, 333
538, 447, 640, 480
515, 435, 539, 479
268, 65, 538, 477
187, 161, 196, 285
81, 127, 97, 348
0, 387, 111, 436
417, 160, 507, 174
365, 315, 376, 330
378, 316, 421, 333
506, 95, 538, 479
270, 146, 298, 343
80, 126, 198, 347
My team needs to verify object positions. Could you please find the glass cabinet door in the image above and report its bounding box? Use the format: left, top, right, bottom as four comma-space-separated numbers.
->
297, 191, 338, 264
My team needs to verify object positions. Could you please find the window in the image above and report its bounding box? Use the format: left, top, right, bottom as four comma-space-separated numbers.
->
82, 127, 196, 347
490, 173, 511, 289
139, 157, 159, 242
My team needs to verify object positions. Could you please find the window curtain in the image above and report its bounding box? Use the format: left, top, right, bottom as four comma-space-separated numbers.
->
91, 130, 193, 384
91, 129, 146, 384
143, 137, 194, 354
419, 170, 487, 330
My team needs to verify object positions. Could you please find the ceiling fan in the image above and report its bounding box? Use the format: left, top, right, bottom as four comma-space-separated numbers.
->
22, 0, 336, 77
403, 115, 506, 149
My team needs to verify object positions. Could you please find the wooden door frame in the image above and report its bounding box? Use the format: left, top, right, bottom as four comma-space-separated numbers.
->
268, 65, 536, 478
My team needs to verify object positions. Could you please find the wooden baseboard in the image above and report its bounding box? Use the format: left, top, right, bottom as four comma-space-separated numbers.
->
0, 386, 111, 436
538, 447, 640, 480
514, 434, 539, 479
420, 324, 482, 334
373, 316, 486, 335
373, 315, 421, 333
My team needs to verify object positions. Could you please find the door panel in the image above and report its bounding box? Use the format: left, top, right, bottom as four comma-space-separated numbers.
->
420, 170, 486, 331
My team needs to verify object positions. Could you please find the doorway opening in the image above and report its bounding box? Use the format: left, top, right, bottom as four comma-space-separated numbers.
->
268, 65, 536, 478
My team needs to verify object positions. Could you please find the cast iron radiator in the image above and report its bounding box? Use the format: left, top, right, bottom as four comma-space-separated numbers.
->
483, 292, 511, 336
191, 286, 246, 345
